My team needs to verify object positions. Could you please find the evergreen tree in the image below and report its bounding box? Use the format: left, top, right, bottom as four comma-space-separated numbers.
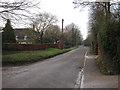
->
2, 19, 16, 43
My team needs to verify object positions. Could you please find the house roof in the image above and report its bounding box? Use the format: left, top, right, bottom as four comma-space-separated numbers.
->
14, 28, 35, 37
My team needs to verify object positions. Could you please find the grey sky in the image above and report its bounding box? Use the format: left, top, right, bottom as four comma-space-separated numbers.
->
40, 0, 89, 40
0, 0, 89, 40
1, 0, 119, 39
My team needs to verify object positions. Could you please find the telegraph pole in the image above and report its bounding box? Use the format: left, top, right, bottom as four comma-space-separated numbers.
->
62, 19, 64, 49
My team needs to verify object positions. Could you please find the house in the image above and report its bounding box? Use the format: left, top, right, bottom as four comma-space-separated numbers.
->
14, 28, 37, 44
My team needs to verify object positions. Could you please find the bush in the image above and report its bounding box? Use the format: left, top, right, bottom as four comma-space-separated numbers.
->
97, 19, 120, 74
96, 56, 114, 75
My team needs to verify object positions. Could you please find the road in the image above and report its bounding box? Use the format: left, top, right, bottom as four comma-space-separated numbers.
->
2, 46, 88, 88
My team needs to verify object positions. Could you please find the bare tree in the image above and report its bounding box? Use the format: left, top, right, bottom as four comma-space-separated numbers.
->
31, 12, 58, 43
0, 0, 40, 25
43, 25, 61, 43
64, 23, 83, 47
73, 0, 119, 19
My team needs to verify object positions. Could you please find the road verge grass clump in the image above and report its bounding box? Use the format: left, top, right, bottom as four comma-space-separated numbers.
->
96, 55, 116, 75
2, 47, 77, 65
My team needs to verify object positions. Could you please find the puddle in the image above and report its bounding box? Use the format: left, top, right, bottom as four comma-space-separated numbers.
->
85, 55, 98, 59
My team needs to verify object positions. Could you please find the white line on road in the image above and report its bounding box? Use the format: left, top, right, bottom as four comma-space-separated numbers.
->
74, 51, 87, 89
74, 70, 83, 88
80, 51, 87, 89
84, 51, 87, 67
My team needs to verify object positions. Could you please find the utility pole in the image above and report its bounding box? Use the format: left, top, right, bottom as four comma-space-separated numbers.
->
62, 19, 64, 49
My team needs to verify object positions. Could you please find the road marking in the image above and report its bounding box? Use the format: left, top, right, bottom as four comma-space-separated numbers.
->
79, 51, 87, 89
84, 52, 87, 67
74, 51, 87, 89
74, 70, 82, 88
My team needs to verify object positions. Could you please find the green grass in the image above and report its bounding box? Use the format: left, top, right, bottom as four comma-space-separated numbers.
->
2, 47, 77, 64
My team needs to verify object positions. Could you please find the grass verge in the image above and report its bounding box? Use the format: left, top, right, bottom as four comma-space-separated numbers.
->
2, 47, 77, 65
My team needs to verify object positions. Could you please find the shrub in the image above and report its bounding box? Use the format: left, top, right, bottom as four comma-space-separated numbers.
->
97, 19, 120, 74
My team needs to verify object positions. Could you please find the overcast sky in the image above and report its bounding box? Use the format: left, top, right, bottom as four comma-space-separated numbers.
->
1, 0, 119, 39
39, 0, 89, 40
0, 0, 89, 40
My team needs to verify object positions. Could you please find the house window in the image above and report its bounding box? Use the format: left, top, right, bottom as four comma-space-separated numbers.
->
16, 36, 18, 40
24, 35, 27, 40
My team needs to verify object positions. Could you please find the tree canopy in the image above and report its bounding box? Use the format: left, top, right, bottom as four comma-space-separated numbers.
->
73, 1, 120, 74
2, 19, 16, 43
30, 12, 58, 43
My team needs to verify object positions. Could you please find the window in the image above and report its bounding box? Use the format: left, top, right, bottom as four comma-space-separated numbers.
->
24, 35, 27, 40
16, 36, 18, 40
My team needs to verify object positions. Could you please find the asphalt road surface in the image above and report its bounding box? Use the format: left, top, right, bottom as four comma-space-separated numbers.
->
2, 46, 88, 88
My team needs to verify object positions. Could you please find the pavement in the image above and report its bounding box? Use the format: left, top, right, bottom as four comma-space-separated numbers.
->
2, 46, 88, 88
82, 52, 119, 89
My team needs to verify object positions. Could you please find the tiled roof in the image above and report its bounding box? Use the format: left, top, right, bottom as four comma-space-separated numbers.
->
14, 28, 35, 37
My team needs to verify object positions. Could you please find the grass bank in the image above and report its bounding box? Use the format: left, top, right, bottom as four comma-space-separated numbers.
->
2, 47, 77, 65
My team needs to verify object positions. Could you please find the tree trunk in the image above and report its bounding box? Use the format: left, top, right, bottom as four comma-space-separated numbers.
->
40, 30, 43, 43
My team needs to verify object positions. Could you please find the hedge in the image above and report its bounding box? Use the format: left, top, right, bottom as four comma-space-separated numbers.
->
2, 43, 58, 51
